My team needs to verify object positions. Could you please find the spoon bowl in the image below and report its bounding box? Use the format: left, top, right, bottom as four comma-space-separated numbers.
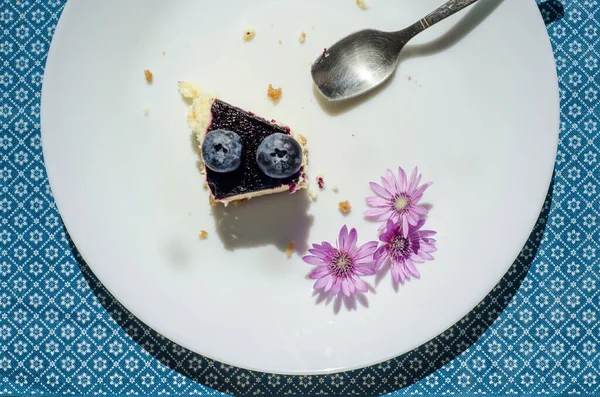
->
311, 30, 402, 101
311, 0, 480, 101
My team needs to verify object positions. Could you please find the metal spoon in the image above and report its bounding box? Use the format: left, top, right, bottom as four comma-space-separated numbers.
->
311, 0, 479, 101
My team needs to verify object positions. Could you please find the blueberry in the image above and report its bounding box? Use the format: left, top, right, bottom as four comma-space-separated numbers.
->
256, 133, 303, 179
201, 130, 243, 173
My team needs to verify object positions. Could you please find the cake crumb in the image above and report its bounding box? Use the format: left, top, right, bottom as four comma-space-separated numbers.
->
356, 0, 369, 10
203, 183, 209, 190
339, 200, 351, 214
267, 84, 283, 102
161, 52, 166, 56
144, 69, 153, 83
308, 189, 318, 201
286, 241, 296, 258
299, 32, 306, 43
243, 29, 256, 42
199, 230, 208, 240
143, 107, 150, 116
296, 134, 308, 146
332, 184, 339, 193
278, 39, 282, 45
317, 176, 325, 189
177, 81, 204, 99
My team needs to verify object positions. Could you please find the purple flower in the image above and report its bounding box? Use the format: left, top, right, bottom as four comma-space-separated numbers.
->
303, 226, 378, 296
364, 167, 431, 230
374, 219, 437, 284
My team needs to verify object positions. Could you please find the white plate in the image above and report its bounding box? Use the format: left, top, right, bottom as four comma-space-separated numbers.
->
42, 0, 558, 375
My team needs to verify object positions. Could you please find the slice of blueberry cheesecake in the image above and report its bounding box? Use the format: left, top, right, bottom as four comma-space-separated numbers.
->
178, 82, 308, 206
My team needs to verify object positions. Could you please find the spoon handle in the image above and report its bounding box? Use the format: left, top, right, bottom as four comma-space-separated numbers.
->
419, 0, 479, 30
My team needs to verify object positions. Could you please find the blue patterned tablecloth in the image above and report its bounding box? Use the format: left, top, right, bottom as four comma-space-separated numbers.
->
1, 0, 598, 395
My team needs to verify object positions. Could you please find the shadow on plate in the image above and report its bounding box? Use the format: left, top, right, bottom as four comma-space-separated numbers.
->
71, 172, 554, 396
313, 0, 504, 116
399, 0, 504, 61
211, 190, 314, 254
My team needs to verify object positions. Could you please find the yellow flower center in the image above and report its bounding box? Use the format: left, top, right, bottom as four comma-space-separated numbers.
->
391, 237, 406, 251
331, 253, 355, 277
390, 235, 410, 259
336, 255, 350, 269
395, 196, 409, 211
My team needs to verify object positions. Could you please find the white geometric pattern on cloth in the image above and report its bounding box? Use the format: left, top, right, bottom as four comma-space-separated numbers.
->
0, 0, 598, 395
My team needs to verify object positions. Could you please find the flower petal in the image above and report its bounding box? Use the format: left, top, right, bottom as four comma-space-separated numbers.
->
381, 174, 395, 194
405, 259, 421, 278
344, 227, 358, 252
354, 241, 378, 259
310, 267, 331, 279
364, 207, 391, 218
341, 279, 351, 297
412, 182, 432, 200
386, 169, 399, 191
342, 278, 352, 296
355, 257, 375, 265
331, 278, 342, 295
420, 230, 437, 238
415, 218, 427, 229
369, 182, 392, 199
420, 251, 435, 261
411, 173, 422, 194
366, 196, 390, 208
375, 254, 387, 270
323, 276, 336, 292
338, 225, 349, 250
402, 217, 409, 237
308, 248, 328, 257
373, 244, 387, 259
412, 205, 428, 216
348, 279, 357, 295
399, 266, 408, 283
391, 264, 402, 284
356, 265, 376, 275
410, 253, 425, 263
314, 275, 332, 290
398, 167, 407, 191
379, 221, 395, 241
354, 277, 368, 293
406, 210, 420, 225
408, 167, 419, 192
303, 255, 325, 266
421, 244, 437, 253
